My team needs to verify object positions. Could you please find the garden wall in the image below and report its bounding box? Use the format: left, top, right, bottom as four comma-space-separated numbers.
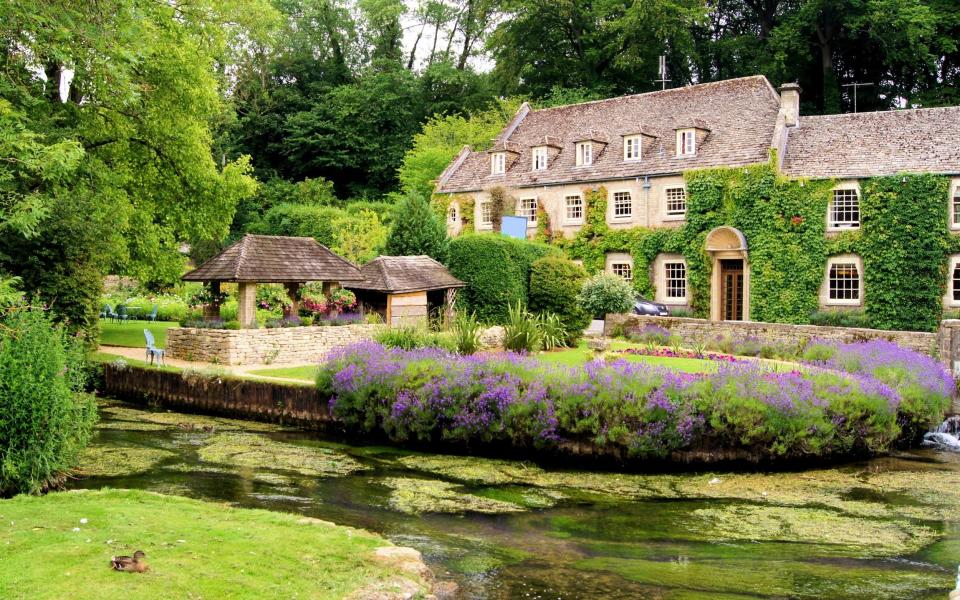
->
166, 324, 383, 366
604, 314, 939, 355
102, 363, 335, 427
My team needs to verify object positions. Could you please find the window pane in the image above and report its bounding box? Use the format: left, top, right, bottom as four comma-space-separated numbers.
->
613, 191, 632, 218
831, 189, 860, 227
829, 262, 860, 301
665, 188, 686, 215
954, 264, 960, 302
448, 206, 457, 223
612, 263, 632, 281
565, 195, 583, 221
953, 190, 960, 225
625, 137, 640, 160
665, 262, 686, 299
519, 198, 537, 223
480, 201, 492, 224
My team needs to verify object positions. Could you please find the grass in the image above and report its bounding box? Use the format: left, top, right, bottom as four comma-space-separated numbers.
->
246, 365, 320, 382
99, 320, 179, 349
0, 489, 429, 600
89, 351, 182, 374
535, 340, 720, 373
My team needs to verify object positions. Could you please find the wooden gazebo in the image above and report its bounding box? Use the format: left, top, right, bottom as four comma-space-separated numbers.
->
347, 255, 465, 327
182, 234, 363, 327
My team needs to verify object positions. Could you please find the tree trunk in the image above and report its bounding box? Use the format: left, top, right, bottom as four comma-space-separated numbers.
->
407, 22, 426, 69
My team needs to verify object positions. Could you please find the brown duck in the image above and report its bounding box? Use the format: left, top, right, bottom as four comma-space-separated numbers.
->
111, 550, 148, 572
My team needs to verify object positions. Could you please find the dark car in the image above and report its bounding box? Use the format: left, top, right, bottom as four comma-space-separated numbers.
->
633, 297, 670, 316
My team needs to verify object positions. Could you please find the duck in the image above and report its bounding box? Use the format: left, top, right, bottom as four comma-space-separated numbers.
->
111, 550, 148, 573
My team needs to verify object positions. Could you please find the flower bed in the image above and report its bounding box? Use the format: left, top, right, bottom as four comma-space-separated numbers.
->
318, 340, 954, 462
616, 347, 743, 363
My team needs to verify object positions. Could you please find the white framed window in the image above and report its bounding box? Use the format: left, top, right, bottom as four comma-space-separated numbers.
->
479, 200, 493, 227
518, 197, 538, 226
664, 187, 687, 217
677, 129, 696, 156
532, 146, 548, 171
611, 263, 633, 281
825, 258, 861, 304
491, 152, 506, 175
951, 185, 960, 230
565, 195, 583, 223
624, 135, 641, 161
664, 262, 687, 301
829, 187, 860, 229
951, 257, 960, 306
612, 191, 632, 219
576, 142, 593, 166
447, 205, 458, 224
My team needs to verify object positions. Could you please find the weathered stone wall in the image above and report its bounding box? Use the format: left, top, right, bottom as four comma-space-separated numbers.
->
166, 324, 383, 366
604, 314, 939, 355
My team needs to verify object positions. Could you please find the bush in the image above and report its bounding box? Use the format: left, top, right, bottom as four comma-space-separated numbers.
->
451, 312, 482, 355
375, 326, 454, 351
528, 256, 590, 345
809, 310, 872, 329
384, 193, 448, 262
446, 234, 560, 323
318, 339, 949, 460
537, 312, 568, 351
0, 308, 97, 495
503, 302, 542, 353
249, 203, 344, 247
578, 273, 635, 319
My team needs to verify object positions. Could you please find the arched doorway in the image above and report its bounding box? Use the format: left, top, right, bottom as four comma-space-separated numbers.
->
705, 226, 749, 321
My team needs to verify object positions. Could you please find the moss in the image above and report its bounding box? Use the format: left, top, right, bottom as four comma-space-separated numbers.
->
379, 478, 526, 515
398, 454, 549, 485
198, 433, 367, 477
471, 486, 565, 509
98, 402, 287, 433
76, 444, 176, 477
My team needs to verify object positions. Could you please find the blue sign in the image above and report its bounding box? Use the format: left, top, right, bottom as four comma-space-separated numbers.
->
501, 215, 529, 240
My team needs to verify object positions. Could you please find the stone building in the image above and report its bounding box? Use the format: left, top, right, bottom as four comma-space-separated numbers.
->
434, 76, 960, 322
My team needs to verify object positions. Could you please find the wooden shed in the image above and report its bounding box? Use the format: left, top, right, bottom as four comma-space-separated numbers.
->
347, 255, 465, 328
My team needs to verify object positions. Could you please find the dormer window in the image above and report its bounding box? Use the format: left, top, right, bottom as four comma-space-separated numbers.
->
491, 152, 506, 175
532, 146, 548, 171
576, 142, 593, 166
677, 129, 696, 156
624, 136, 642, 161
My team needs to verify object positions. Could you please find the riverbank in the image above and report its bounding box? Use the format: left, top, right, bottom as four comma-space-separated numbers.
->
0, 488, 435, 600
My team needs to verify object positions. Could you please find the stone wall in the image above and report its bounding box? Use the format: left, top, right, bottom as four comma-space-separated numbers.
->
604, 314, 939, 355
166, 324, 383, 366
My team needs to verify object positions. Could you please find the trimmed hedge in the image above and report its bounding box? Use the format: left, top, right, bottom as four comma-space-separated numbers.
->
446, 233, 560, 323
528, 256, 590, 344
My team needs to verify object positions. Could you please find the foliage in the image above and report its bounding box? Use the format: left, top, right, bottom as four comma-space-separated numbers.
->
446, 234, 561, 323
809, 310, 872, 329
528, 256, 590, 344
256, 284, 293, 311
331, 209, 388, 264
0, 308, 97, 496
578, 274, 635, 319
0, 276, 22, 308
503, 302, 543, 353
375, 326, 454, 351
536, 312, 568, 351
384, 193, 449, 262
451, 312, 483, 355
318, 340, 951, 459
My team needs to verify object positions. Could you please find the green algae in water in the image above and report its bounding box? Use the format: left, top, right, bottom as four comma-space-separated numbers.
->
471, 486, 565, 509
77, 444, 176, 477
379, 477, 526, 515
98, 402, 289, 433
198, 432, 367, 477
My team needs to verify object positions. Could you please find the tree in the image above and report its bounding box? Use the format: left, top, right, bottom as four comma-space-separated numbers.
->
384, 193, 449, 261
331, 209, 388, 264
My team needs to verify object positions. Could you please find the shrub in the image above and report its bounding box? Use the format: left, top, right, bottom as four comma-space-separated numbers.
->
451, 312, 482, 355
0, 308, 97, 495
384, 192, 448, 262
249, 203, 343, 247
503, 302, 542, 353
375, 326, 454, 351
446, 234, 560, 323
578, 273, 635, 319
627, 324, 672, 346
225, 320, 242, 330
528, 256, 590, 345
537, 312, 568, 351
809, 310, 872, 329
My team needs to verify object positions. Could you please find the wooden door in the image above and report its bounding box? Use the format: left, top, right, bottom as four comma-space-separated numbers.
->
720, 259, 744, 321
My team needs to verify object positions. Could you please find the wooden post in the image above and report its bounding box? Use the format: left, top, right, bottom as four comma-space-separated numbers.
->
237, 282, 257, 328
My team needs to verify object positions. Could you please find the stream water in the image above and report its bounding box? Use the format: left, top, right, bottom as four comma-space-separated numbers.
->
72, 400, 960, 599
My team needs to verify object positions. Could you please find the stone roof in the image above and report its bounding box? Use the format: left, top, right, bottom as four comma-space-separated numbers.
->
182, 234, 363, 283
780, 107, 960, 178
436, 76, 781, 194
348, 255, 465, 294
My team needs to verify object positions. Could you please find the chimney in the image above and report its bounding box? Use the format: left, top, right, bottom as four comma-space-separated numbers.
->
779, 83, 801, 127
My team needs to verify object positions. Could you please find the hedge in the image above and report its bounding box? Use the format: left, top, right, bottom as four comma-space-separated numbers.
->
446, 233, 561, 323
528, 256, 590, 343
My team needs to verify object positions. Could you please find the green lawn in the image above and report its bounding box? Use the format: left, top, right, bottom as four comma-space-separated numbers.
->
99, 321, 179, 349
246, 365, 320, 382
89, 351, 183, 374
534, 340, 720, 373
0, 489, 429, 600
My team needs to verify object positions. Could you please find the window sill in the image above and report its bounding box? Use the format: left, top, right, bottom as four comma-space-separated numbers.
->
663, 214, 686, 222
823, 300, 862, 307
564, 220, 584, 226
477, 224, 494, 230
660, 298, 688, 306
610, 216, 633, 221
826, 225, 860, 232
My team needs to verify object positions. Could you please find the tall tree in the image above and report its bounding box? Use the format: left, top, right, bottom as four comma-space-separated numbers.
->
384, 193, 448, 262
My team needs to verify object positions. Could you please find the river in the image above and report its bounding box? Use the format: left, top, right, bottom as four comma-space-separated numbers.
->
71, 399, 960, 599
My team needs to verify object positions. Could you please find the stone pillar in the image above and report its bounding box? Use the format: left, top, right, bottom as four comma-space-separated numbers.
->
284, 282, 302, 319
237, 282, 257, 328
203, 281, 222, 320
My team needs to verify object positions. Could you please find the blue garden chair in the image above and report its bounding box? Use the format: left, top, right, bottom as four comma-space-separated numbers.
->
146, 305, 158, 322
144, 329, 165, 367
116, 305, 130, 323
102, 304, 120, 322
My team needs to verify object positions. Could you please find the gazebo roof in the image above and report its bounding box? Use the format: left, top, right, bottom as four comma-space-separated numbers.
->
348, 255, 465, 294
182, 235, 363, 283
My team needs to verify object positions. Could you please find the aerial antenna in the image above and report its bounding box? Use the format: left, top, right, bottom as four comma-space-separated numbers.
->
841, 82, 874, 113
654, 55, 671, 91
